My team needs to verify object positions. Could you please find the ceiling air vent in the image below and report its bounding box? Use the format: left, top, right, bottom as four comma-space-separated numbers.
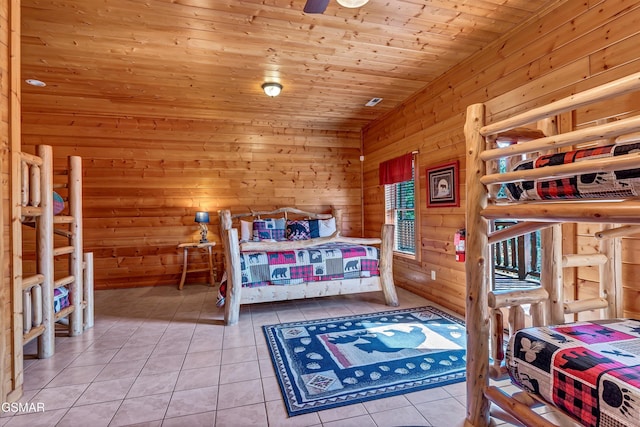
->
365, 97, 383, 107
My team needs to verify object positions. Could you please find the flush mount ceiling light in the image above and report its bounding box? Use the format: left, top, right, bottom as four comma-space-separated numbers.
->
262, 82, 283, 97
336, 0, 369, 8
25, 79, 46, 87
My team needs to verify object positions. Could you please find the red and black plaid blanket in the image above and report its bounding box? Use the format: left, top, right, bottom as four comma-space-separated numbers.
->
507, 319, 640, 427
505, 141, 640, 201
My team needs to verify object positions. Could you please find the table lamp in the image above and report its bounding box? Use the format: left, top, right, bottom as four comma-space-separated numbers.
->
194, 211, 209, 243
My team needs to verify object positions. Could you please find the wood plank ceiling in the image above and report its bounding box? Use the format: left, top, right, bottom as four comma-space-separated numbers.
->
21, 0, 560, 131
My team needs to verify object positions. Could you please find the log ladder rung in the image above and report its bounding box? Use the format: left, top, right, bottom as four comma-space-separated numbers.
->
562, 253, 608, 268
54, 275, 75, 289
54, 305, 75, 321
54, 215, 74, 224
22, 274, 45, 290
564, 297, 609, 314
23, 324, 46, 344
20, 206, 43, 217
53, 246, 74, 256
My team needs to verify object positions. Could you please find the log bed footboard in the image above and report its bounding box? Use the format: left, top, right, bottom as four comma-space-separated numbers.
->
219, 208, 398, 325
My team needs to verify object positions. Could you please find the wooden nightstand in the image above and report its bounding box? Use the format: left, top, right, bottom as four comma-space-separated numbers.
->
177, 242, 216, 290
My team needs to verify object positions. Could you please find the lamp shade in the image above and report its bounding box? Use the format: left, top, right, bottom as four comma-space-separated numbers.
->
194, 211, 209, 223
262, 82, 283, 97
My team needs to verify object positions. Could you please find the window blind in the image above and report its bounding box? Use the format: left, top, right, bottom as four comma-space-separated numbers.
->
384, 163, 415, 255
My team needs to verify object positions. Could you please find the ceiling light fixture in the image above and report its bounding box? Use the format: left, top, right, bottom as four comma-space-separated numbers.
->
336, 0, 369, 8
262, 82, 283, 97
25, 79, 46, 87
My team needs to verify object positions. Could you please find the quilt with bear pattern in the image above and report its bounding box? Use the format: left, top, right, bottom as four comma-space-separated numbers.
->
237, 243, 379, 288
507, 319, 640, 427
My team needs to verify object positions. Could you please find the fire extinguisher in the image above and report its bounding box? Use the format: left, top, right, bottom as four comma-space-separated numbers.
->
455, 229, 466, 262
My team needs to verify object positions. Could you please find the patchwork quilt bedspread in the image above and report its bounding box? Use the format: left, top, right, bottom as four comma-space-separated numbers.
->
507, 319, 640, 427
239, 242, 380, 287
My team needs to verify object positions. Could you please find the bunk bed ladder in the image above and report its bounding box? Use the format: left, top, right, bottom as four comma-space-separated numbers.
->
11, 146, 56, 400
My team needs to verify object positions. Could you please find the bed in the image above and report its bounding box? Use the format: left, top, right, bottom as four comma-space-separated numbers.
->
218, 207, 399, 325
463, 72, 640, 427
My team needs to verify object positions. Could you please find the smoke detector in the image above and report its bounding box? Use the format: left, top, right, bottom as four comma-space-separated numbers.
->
365, 97, 383, 107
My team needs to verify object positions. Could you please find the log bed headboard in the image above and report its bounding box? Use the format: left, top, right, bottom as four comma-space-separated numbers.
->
219, 206, 342, 234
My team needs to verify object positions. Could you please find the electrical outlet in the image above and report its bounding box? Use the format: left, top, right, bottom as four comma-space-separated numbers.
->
431, 270, 436, 280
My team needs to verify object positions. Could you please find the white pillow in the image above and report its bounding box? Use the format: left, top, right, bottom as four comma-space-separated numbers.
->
240, 220, 253, 241
319, 217, 337, 237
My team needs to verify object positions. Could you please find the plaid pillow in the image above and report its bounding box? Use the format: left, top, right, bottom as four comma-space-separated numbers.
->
252, 218, 286, 241
286, 220, 321, 240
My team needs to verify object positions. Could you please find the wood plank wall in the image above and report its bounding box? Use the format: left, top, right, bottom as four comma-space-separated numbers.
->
0, 0, 9, 402
20, 116, 363, 290
362, 0, 640, 316
1, 0, 20, 403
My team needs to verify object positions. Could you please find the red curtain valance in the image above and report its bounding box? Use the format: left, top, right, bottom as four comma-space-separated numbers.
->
379, 153, 412, 185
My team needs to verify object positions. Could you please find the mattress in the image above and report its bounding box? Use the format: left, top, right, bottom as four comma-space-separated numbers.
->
217, 242, 380, 304
239, 242, 379, 287
507, 319, 640, 427
505, 141, 640, 201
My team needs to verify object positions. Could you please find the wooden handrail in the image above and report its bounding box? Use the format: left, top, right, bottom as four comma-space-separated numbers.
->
480, 72, 640, 135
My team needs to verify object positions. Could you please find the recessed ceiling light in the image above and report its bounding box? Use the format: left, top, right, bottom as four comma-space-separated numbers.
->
25, 79, 46, 87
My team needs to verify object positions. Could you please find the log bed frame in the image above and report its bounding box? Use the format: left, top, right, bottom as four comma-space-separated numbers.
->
463, 72, 640, 427
9, 145, 94, 401
218, 207, 399, 326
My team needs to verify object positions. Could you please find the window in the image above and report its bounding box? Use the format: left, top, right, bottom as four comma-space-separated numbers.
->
384, 163, 415, 255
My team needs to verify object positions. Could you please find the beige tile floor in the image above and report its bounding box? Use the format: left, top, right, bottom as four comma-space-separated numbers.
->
1, 284, 576, 427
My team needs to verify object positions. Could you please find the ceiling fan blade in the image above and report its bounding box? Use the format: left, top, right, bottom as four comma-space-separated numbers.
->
303, 0, 330, 14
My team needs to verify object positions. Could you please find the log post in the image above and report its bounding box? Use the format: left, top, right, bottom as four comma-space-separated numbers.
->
332, 207, 344, 234
464, 103, 491, 427
599, 224, 622, 318
489, 308, 504, 379
530, 302, 546, 327
69, 155, 83, 336
223, 228, 242, 325
508, 306, 525, 336
36, 145, 54, 358
379, 224, 399, 306
83, 252, 94, 330
32, 285, 42, 327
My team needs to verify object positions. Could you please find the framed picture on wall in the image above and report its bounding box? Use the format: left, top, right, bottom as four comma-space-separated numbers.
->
426, 161, 459, 208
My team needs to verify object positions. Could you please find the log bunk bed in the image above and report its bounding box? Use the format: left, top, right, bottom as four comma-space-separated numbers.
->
218, 207, 399, 326
9, 144, 94, 400
463, 72, 640, 427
